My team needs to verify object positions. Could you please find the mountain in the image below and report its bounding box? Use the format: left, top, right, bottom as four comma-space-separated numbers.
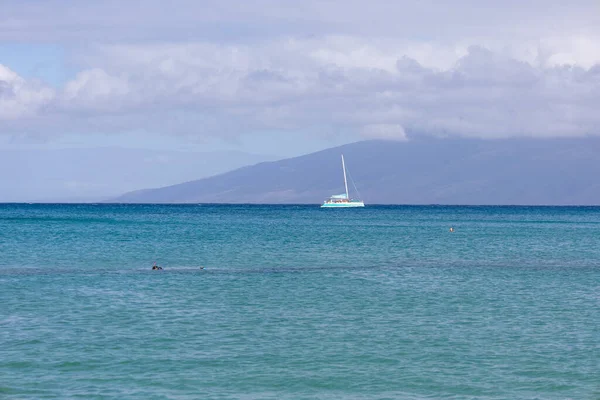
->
111, 137, 600, 205
0, 147, 277, 202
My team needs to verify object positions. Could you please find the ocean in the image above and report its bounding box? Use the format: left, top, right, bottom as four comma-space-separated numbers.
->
1, 204, 598, 399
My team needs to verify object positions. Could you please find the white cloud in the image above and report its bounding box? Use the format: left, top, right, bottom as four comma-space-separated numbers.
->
1, 1, 600, 141
63, 68, 130, 107
362, 124, 408, 141
0, 64, 54, 120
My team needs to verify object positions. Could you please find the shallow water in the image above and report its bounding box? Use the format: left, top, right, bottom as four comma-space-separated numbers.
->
1, 204, 599, 399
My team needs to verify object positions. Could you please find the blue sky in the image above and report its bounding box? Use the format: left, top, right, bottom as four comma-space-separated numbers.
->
0, 44, 69, 87
1, 0, 600, 200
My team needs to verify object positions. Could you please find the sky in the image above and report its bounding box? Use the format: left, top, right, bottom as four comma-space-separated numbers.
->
1, 1, 600, 199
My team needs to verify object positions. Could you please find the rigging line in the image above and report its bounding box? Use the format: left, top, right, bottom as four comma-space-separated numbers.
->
345, 167, 362, 200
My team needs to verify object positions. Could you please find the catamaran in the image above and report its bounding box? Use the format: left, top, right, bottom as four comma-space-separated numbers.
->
321, 155, 365, 208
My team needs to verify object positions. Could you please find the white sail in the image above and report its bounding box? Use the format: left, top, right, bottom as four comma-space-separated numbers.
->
342, 154, 349, 201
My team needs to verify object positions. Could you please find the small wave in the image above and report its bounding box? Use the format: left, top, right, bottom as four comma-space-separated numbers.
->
0, 316, 25, 326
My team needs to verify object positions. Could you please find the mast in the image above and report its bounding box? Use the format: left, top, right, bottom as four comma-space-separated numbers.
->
342, 154, 349, 200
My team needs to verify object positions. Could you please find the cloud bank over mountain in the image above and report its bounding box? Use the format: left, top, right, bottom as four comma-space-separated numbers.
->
1, 0, 599, 141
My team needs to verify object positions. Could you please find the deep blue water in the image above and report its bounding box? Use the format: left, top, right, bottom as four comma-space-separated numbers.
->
1, 204, 599, 399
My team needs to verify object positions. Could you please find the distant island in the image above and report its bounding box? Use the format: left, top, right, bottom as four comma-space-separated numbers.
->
111, 137, 600, 205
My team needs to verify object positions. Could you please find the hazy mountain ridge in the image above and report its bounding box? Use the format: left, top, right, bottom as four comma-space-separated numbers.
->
110, 137, 600, 205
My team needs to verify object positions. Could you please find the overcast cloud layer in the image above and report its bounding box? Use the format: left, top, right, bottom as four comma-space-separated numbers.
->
1, 0, 600, 141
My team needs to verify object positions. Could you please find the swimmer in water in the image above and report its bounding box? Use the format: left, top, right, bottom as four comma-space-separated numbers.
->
152, 262, 163, 270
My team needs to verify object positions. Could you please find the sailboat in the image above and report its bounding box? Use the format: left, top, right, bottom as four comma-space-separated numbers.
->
321, 155, 365, 208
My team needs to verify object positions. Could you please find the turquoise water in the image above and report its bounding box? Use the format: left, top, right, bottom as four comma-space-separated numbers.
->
1, 204, 598, 399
